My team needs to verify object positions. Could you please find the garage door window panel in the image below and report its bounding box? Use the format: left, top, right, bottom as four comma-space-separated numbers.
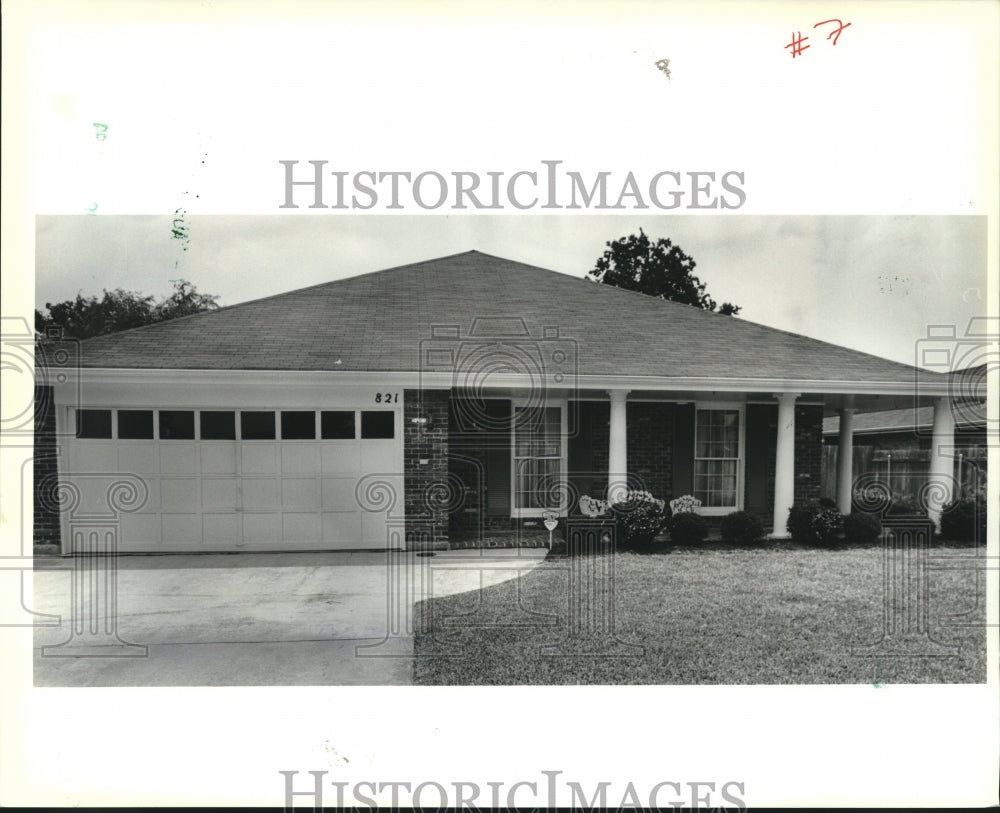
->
321, 411, 356, 440
200, 411, 236, 440
118, 410, 154, 439
160, 410, 195, 440
76, 409, 112, 439
241, 411, 276, 440
281, 411, 316, 440
361, 410, 394, 439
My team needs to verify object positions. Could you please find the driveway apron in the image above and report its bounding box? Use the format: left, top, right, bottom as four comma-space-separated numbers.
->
32, 548, 548, 686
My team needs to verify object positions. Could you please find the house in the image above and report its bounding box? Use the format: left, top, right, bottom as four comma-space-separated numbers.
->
34, 250, 961, 554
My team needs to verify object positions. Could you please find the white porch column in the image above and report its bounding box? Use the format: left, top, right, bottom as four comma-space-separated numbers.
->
927, 396, 956, 531
608, 389, 630, 503
835, 408, 856, 514
772, 392, 800, 536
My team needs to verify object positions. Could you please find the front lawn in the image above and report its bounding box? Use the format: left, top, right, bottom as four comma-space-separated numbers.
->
413, 546, 987, 684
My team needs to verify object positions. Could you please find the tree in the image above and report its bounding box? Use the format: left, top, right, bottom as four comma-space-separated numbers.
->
154, 279, 221, 322
35, 279, 220, 339
587, 228, 741, 315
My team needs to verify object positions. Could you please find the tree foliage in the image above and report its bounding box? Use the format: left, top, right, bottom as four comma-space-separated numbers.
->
587, 228, 741, 315
154, 280, 221, 322
35, 279, 220, 339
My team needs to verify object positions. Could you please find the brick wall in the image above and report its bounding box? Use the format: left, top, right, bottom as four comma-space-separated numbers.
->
403, 389, 450, 549
568, 400, 674, 504
626, 401, 674, 500
33, 385, 61, 550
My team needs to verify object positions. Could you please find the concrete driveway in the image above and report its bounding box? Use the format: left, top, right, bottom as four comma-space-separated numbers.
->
32, 548, 548, 686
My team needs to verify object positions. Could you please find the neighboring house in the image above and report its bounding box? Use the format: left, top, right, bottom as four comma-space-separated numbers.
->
821, 373, 988, 503
34, 251, 961, 554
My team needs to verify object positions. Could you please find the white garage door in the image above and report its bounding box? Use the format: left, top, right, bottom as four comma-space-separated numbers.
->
64, 406, 403, 552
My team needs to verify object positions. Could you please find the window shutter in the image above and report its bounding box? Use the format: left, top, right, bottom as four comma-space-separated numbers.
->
485, 399, 512, 516
672, 403, 695, 495
744, 403, 777, 516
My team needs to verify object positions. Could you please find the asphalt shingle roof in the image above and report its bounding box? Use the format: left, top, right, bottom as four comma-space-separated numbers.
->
74, 250, 935, 383
822, 404, 987, 434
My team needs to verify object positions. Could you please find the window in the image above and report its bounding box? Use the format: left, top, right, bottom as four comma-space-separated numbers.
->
241, 411, 276, 440
76, 409, 111, 439
321, 411, 355, 439
281, 411, 316, 440
512, 404, 565, 514
200, 411, 236, 440
117, 410, 154, 439
361, 411, 394, 439
159, 410, 195, 440
694, 407, 743, 511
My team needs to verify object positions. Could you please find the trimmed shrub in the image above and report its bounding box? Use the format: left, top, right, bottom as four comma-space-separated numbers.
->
670, 511, 708, 545
611, 490, 667, 547
787, 501, 821, 544
843, 512, 881, 546
720, 511, 764, 545
787, 501, 844, 546
939, 497, 986, 544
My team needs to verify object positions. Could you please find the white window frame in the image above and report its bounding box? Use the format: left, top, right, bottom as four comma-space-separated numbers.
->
693, 402, 745, 516
510, 398, 568, 518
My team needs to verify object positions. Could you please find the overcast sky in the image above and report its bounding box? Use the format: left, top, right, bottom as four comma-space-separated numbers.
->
35, 214, 986, 369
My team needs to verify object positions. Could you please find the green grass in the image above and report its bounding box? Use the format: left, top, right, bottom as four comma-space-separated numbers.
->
413, 546, 987, 685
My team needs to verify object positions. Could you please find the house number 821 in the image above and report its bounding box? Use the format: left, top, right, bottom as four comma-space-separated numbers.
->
374, 392, 399, 404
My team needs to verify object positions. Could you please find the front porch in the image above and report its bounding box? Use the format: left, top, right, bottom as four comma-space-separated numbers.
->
403, 386, 962, 550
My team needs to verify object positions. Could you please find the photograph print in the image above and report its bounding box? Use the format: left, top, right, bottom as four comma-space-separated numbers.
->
31, 213, 990, 687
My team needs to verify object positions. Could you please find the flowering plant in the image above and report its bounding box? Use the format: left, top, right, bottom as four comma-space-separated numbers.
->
611, 489, 666, 513
669, 494, 701, 515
